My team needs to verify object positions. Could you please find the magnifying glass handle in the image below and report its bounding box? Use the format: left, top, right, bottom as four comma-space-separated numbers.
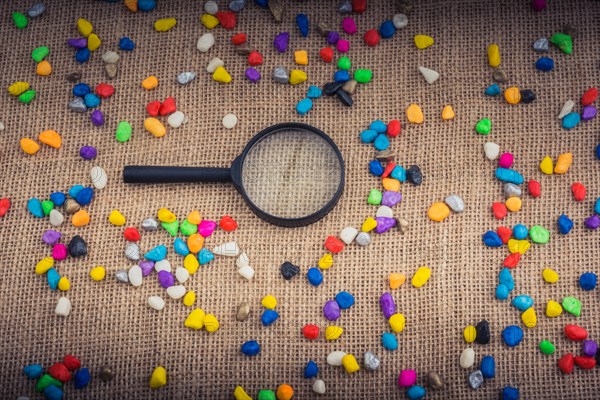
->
123, 166, 232, 183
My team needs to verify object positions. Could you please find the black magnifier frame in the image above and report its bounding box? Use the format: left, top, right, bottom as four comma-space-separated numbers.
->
123, 122, 345, 227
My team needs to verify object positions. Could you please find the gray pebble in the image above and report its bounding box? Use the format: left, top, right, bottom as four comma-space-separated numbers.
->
101, 51, 120, 64
66, 72, 81, 83
115, 270, 129, 283
105, 63, 118, 79
364, 351, 380, 370
339, 0, 352, 13
69, 97, 87, 113
317, 21, 332, 37
533, 37, 549, 53
269, 0, 283, 22
397, 0, 413, 14
64, 199, 80, 214
272, 66, 289, 84
375, 149, 395, 162
236, 302, 250, 321
27, 3, 46, 17
125, 243, 140, 261
492, 69, 508, 83
503, 183, 522, 198
142, 217, 159, 231
428, 371, 444, 389
397, 218, 409, 234
229, 0, 246, 12
342, 79, 357, 94
235, 42, 251, 56
468, 370, 484, 389
562, 23, 576, 37
177, 71, 196, 85
355, 231, 371, 246
444, 194, 464, 213
99, 366, 115, 381
393, 13, 408, 29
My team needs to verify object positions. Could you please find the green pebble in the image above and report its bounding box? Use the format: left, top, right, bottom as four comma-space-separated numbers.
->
41, 200, 54, 216
550, 33, 573, 54
257, 390, 276, 400
18, 89, 36, 104
32, 46, 50, 63
162, 220, 180, 237
354, 69, 372, 83
367, 188, 382, 205
115, 121, 132, 142
475, 118, 492, 135
562, 296, 581, 317
35, 374, 62, 392
337, 56, 351, 70
529, 225, 550, 244
539, 339, 555, 355
179, 219, 198, 236
12, 12, 28, 29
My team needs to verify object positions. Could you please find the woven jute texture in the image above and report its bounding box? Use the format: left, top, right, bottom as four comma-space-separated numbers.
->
1, 0, 599, 398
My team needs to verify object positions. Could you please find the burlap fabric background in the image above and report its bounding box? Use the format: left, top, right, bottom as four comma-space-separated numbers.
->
1, 0, 599, 398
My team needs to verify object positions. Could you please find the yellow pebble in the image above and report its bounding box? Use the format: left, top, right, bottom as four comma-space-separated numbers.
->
318, 253, 333, 269
124, 0, 138, 12
507, 239, 530, 254
412, 266, 431, 288
184, 308, 206, 330
149, 366, 167, 389
187, 210, 201, 225
157, 207, 177, 223
521, 307, 537, 328
428, 202, 450, 222
38, 130, 62, 148
87, 33, 101, 51
504, 87, 521, 105
154, 17, 177, 32
90, 266, 106, 281
108, 209, 126, 226
233, 386, 253, 400
8, 81, 30, 96
203, 314, 220, 333
261, 295, 277, 310
389, 273, 406, 289
540, 156, 554, 174
77, 18, 93, 37
200, 13, 220, 29
342, 354, 360, 374
184, 254, 200, 274
144, 117, 167, 138
505, 196, 522, 212
35, 257, 54, 274
546, 300, 563, 317
72, 209, 90, 227
487, 44, 501, 67
382, 177, 400, 192
441, 105, 455, 120
20, 138, 40, 155
414, 34, 434, 49
463, 325, 477, 343
58, 277, 70, 291
542, 268, 559, 283
325, 326, 344, 341
554, 152, 572, 174
36, 60, 52, 76
142, 76, 159, 90
294, 50, 308, 65
406, 103, 424, 124
183, 291, 196, 307
389, 313, 406, 333
289, 70, 307, 85
213, 66, 232, 83
187, 234, 204, 254
361, 217, 377, 232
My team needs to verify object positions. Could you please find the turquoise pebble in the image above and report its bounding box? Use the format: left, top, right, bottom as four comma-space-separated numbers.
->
373, 134, 389, 151
296, 98, 313, 115
369, 160, 384, 176
595, 198, 600, 215
382, 332, 398, 350
49, 192, 66, 206
369, 119, 387, 133
75, 187, 94, 206
360, 129, 378, 143
68, 185, 84, 198
390, 165, 406, 182
482, 231, 502, 247
512, 224, 528, 240
512, 295, 533, 311
562, 112, 580, 129
499, 268, 514, 291
502, 325, 523, 347
83, 93, 100, 108
43, 385, 63, 400
406, 385, 426, 400
198, 248, 214, 265
307, 85, 322, 99
27, 198, 44, 218
485, 84, 501, 96
47, 268, 60, 290
306, 267, 323, 286
24, 364, 43, 379
495, 168, 524, 185
144, 245, 167, 261
173, 238, 190, 256
495, 283, 509, 300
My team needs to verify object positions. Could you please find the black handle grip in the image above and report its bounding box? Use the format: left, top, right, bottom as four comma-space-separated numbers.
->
123, 166, 232, 184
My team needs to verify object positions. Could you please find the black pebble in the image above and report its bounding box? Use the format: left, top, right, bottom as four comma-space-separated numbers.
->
475, 320, 490, 344
323, 81, 344, 96
99, 366, 114, 381
407, 165, 423, 185
336, 89, 353, 107
68, 235, 88, 258
520, 89, 536, 104
66, 72, 82, 83
280, 261, 300, 280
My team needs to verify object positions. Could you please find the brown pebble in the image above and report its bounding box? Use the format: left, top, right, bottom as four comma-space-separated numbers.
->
317, 21, 332, 37
66, 72, 82, 83
375, 149, 395, 162
428, 371, 444, 389
236, 302, 250, 321
235, 42, 251, 56
397, 0, 413, 14
396, 218, 409, 234
269, 0, 283, 22
562, 23, 577, 37
342, 79, 357, 95
105, 63, 117, 79
99, 366, 114, 381
64, 199, 80, 215
492, 69, 508, 83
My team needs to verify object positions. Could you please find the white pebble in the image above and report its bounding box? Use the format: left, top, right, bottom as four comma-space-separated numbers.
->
197, 33, 215, 53
213, 241, 239, 256
49, 209, 64, 226
326, 350, 346, 366
206, 57, 224, 73
418, 66, 439, 84
90, 166, 108, 190
204, 0, 218, 14
55, 297, 71, 317
125, 243, 140, 261
222, 113, 238, 129
101, 51, 120, 63
236, 252, 250, 268
312, 379, 326, 394
175, 267, 190, 283
444, 194, 465, 213
558, 100, 575, 119
460, 348, 475, 369
166, 285, 186, 299
392, 13, 408, 29
154, 259, 171, 273
148, 296, 165, 311
484, 142, 500, 160
375, 206, 393, 218
340, 227, 358, 244
182, 115, 189, 124
128, 265, 143, 287
167, 111, 185, 128
238, 265, 255, 280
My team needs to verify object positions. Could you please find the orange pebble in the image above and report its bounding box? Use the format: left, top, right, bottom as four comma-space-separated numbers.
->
36, 60, 52, 76
20, 138, 40, 155
276, 384, 294, 400
389, 273, 406, 289
38, 130, 62, 148
505, 196, 522, 212
142, 76, 159, 90
187, 233, 204, 253
382, 177, 400, 192
72, 209, 90, 227
125, 0, 138, 12
187, 210, 202, 225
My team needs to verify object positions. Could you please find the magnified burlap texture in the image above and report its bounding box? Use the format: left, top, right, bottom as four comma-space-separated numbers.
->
1, 0, 599, 398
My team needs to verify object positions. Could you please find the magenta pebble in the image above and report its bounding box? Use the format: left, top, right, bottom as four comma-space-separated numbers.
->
52, 243, 68, 260
336, 39, 349, 53
398, 370, 417, 387
379, 292, 396, 319
341, 17, 357, 35
531, 0, 547, 11
498, 152, 514, 169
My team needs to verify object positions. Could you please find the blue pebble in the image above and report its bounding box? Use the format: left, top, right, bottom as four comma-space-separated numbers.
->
379, 20, 396, 39
495, 168, 524, 185
481, 355, 496, 379
406, 385, 426, 400
562, 112, 581, 129
296, 98, 313, 115
595, 198, 600, 215
261, 309, 279, 326
557, 214, 574, 234
137, 0, 156, 12
49, 192, 66, 206
198, 248, 214, 265
241, 340, 261, 356
254, 0, 268, 8
502, 325, 523, 347
306, 267, 323, 286
499, 268, 514, 291
596, 143, 600, 160
535, 57, 554, 72
390, 166, 406, 182
304, 360, 318, 378
72, 83, 91, 97
369, 160, 384, 176
512, 295, 533, 311
27, 198, 44, 218
75, 187, 94, 206
485, 84, 501, 96
68, 185, 84, 198
173, 238, 190, 256
512, 224, 528, 240
495, 283, 509, 300
335, 291, 355, 309
296, 13, 309, 37
74, 367, 91, 389
23, 364, 43, 379
360, 129, 378, 143
83, 93, 101, 108
373, 134, 389, 151
144, 245, 167, 261
369, 119, 387, 133
47, 268, 60, 290
502, 386, 520, 400
43, 385, 64, 400
579, 272, 597, 291
382, 332, 398, 350
75, 48, 90, 63
334, 70, 350, 82
482, 231, 502, 247
119, 36, 135, 51
307, 85, 322, 99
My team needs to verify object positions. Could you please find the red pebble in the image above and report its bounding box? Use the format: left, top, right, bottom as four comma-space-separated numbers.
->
492, 202, 507, 219
95, 83, 115, 98
63, 355, 81, 371
219, 215, 238, 232
124, 227, 141, 242
528, 180, 541, 198
387, 120, 401, 137
146, 100, 160, 117
574, 356, 596, 369
324, 236, 344, 253
565, 324, 588, 341
503, 252, 521, 268
581, 87, 598, 106
558, 353, 574, 374
363, 29, 380, 47
496, 226, 512, 244
302, 324, 319, 340
319, 47, 333, 63
0, 197, 10, 217
247, 51, 263, 66
381, 162, 396, 179
48, 362, 71, 382
352, 0, 367, 13
231, 33, 247, 45
571, 182, 586, 202
216, 11, 236, 30
159, 96, 176, 116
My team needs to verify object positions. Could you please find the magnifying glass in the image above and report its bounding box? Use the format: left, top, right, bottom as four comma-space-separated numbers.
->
123, 123, 345, 227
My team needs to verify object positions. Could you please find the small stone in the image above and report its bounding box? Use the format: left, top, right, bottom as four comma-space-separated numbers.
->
342, 79, 357, 94
533, 37, 549, 52
55, 297, 71, 317
223, 113, 238, 129
550, 33, 573, 54
393, 14, 408, 29
280, 261, 300, 280
99, 366, 114, 382
475, 320, 490, 344
562, 296, 581, 317
504, 183, 522, 198
406, 165, 423, 185
27, 3, 46, 17
236, 302, 250, 321
340, 227, 358, 244
105, 63, 117, 79
68, 235, 87, 257
272, 66, 289, 83
484, 142, 500, 160
229, 0, 246, 12
468, 370, 484, 389
197, 33, 215, 52
460, 348, 475, 368
355, 231, 370, 246
69, 97, 87, 113
313, 380, 326, 394
148, 296, 165, 311
520, 89, 536, 104
115, 270, 129, 283
141, 217, 158, 231
269, 0, 283, 22
337, 89, 353, 106
207, 58, 224, 73
167, 111, 185, 128
364, 352, 380, 370
428, 372, 444, 389
177, 71, 196, 85
444, 194, 464, 212
476, 118, 492, 135
492, 69, 508, 83
339, 0, 352, 13
317, 22, 332, 37
418, 66, 439, 84
582, 106, 597, 121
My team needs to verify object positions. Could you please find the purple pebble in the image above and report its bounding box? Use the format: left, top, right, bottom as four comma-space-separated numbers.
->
581, 106, 597, 121
380, 292, 396, 319
582, 340, 598, 357
375, 217, 397, 233
273, 32, 289, 53
327, 31, 340, 44
585, 215, 600, 230
245, 67, 261, 83
381, 191, 402, 207
139, 261, 155, 277
158, 270, 175, 288
323, 300, 341, 321
42, 230, 62, 245
79, 146, 97, 160
67, 38, 88, 49
90, 110, 104, 126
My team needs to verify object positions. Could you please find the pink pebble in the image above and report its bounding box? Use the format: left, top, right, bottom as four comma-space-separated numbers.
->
398, 369, 417, 387
498, 152, 514, 169
198, 220, 217, 237
341, 17, 357, 35
52, 243, 68, 260
336, 39, 349, 53
531, 0, 546, 11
